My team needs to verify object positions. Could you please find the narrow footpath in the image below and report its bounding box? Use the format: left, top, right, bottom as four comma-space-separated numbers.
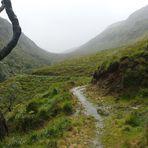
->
72, 86, 103, 148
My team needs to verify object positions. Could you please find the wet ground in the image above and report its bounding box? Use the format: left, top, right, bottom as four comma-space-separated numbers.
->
72, 86, 103, 148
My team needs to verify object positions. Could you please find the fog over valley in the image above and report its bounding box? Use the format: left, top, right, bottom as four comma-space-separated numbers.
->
1, 0, 148, 53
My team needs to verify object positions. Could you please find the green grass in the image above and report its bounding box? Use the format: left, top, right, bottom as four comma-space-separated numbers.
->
33, 38, 148, 78
0, 75, 90, 109
102, 98, 148, 148
0, 37, 148, 147
87, 86, 148, 148
0, 74, 92, 147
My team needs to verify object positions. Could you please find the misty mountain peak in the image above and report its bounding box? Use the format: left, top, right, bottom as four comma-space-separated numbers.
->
128, 5, 148, 22
70, 5, 148, 56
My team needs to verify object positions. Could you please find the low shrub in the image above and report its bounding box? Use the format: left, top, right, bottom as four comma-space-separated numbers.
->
8, 137, 23, 147
63, 101, 73, 115
45, 118, 71, 138
38, 107, 49, 120
139, 88, 148, 98
125, 112, 140, 127
145, 123, 148, 146
27, 133, 38, 144
47, 140, 58, 148
16, 114, 40, 132
26, 101, 39, 113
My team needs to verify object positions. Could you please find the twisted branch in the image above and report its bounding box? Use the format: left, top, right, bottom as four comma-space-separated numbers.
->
0, 2, 4, 12
0, 0, 21, 139
0, 0, 21, 61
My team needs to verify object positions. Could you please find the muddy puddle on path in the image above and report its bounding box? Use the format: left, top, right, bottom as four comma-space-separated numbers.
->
72, 86, 103, 148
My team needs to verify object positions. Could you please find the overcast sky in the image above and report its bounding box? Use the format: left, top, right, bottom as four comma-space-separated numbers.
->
1, 0, 148, 53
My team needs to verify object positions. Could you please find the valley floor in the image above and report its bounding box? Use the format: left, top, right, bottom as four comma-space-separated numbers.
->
0, 76, 147, 148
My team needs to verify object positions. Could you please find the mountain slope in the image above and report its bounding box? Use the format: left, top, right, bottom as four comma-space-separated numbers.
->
33, 37, 148, 80
70, 5, 148, 56
0, 17, 57, 81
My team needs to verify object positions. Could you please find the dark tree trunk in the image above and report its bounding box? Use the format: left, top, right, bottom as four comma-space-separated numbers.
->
0, 0, 21, 140
0, 0, 21, 61
0, 111, 8, 140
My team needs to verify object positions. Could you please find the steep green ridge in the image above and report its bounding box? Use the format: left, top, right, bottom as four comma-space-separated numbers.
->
0, 17, 57, 81
69, 5, 148, 56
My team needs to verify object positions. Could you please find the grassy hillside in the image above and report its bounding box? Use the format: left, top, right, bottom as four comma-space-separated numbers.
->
92, 41, 148, 95
0, 17, 58, 81
33, 38, 148, 78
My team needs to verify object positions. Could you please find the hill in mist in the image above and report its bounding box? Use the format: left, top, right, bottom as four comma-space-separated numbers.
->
69, 5, 148, 56
0, 17, 58, 81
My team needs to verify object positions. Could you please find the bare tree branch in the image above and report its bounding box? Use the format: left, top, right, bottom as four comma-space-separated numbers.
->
0, 0, 21, 61
0, 2, 4, 12
0, 0, 21, 139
